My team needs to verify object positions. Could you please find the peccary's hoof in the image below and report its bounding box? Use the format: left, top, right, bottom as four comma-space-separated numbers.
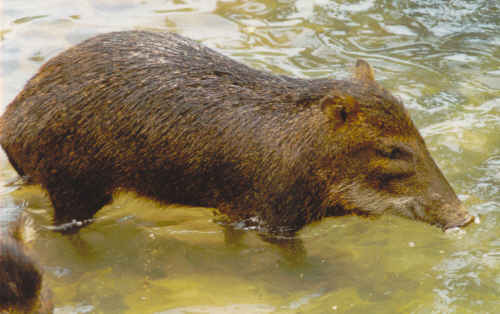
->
45, 219, 94, 234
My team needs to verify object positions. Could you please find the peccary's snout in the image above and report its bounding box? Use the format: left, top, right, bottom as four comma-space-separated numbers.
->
411, 153, 476, 231
433, 201, 475, 230
443, 209, 475, 230
423, 154, 476, 230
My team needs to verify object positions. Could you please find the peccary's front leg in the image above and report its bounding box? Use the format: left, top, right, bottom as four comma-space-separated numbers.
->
259, 233, 306, 265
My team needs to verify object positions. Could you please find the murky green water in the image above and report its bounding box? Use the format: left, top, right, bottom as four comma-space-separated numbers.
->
1, 0, 499, 313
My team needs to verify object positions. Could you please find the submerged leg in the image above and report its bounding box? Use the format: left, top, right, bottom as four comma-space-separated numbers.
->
222, 224, 247, 248
259, 233, 306, 265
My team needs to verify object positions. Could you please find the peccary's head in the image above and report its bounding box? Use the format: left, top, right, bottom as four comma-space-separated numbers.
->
318, 60, 473, 230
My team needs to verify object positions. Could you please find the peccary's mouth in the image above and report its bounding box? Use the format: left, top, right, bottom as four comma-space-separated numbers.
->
442, 213, 475, 230
392, 198, 476, 231
331, 182, 477, 230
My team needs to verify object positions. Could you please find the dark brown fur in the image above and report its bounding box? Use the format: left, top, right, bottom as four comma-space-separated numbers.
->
0, 209, 52, 313
0, 31, 472, 236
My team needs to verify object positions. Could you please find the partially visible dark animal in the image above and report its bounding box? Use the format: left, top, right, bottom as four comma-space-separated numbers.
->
0, 205, 52, 313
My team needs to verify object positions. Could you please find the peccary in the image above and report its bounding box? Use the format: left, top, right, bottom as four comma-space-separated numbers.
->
0, 205, 53, 313
0, 31, 473, 237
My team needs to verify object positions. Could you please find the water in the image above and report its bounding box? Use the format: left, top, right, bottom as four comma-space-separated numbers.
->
1, 0, 499, 313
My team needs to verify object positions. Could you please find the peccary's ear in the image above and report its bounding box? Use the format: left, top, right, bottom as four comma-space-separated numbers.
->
354, 59, 375, 83
320, 95, 348, 124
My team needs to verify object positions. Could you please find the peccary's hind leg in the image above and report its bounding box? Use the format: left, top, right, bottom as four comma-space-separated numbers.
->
4, 151, 34, 184
4, 151, 26, 177
44, 177, 113, 234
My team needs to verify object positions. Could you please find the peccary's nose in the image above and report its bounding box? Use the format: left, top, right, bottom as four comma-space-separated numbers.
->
443, 213, 475, 230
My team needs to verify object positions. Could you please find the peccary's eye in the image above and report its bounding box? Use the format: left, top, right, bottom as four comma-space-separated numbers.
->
372, 143, 416, 180
377, 144, 413, 161
388, 148, 403, 159
340, 108, 347, 122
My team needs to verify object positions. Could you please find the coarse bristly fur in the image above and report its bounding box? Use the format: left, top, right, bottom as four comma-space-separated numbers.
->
0, 30, 473, 237
0, 206, 52, 313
